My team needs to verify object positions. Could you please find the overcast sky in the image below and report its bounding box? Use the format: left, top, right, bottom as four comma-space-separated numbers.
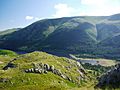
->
0, 0, 120, 30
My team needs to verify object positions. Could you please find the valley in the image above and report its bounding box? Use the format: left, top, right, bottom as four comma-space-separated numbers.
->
1, 0, 120, 89
0, 13, 120, 90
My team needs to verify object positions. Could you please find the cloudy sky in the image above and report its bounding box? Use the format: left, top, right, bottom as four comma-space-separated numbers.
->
0, 0, 120, 30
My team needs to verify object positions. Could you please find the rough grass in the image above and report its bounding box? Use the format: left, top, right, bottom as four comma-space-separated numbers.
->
0, 51, 88, 90
0, 50, 17, 56
0, 51, 118, 90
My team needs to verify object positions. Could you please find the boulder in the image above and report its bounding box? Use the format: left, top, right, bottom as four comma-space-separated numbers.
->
41, 69, 44, 74
44, 70, 48, 74
38, 69, 42, 74
25, 69, 29, 73
46, 64, 50, 71
34, 68, 39, 73
3, 63, 16, 70
57, 69, 62, 76
31, 68, 34, 72
76, 62, 81, 67
77, 62, 86, 74
44, 64, 50, 71
28, 69, 32, 72
61, 74, 66, 79
77, 69, 84, 78
39, 63, 44, 68
50, 65, 54, 72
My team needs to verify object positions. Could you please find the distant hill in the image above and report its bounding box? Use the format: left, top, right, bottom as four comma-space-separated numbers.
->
108, 13, 120, 20
0, 28, 21, 36
0, 14, 120, 59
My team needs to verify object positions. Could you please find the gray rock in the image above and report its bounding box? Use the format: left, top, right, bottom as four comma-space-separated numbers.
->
31, 68, 34, 72
38, 69, 42, 74
67, 77, 72, 81
65, 66, 72, 70
28, 69, 32, 72
46, 64, 50, 71
50, 65, 54, 72
3, 63, 16, 70
44, 70, 48, 74
76, 62, 86, 74
25, 69, 29, 72
77, 69, 84, 78
35, 68, 39, 73
44, 64, 50, 71
76, 62, 81, 67
41, 69, 44, 74
57, 69, 62, 76
61, 74, 66, 79
39, 63, 44, 68
53, 69, 60, 75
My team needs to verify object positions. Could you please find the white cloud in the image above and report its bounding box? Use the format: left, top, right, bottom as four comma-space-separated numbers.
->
80, 0, 120, 16
52, 3, 75, 18
52, 2, 120, 18
25, 16, 45, 21
34, 17, 46, 21
35, 17, 40, 21
81, 0, 108, 6
25, 16, 34, 20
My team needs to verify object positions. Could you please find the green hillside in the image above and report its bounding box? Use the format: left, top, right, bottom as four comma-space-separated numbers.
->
0, 17, 101, 52
0, 51, 89, 90
0, 50, 17, 56
0, 50, 118, 90
0, 14, 120, 59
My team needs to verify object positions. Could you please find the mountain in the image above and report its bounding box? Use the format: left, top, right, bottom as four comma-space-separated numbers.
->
0, 14, 120, 59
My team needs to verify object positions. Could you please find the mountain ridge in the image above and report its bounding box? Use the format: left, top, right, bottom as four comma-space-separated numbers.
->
0, 14, 120, 59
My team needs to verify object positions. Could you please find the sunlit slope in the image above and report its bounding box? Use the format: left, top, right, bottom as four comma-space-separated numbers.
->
0, 51, 88, 90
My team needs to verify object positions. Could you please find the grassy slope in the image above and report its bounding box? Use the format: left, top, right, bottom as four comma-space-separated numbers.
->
0, 50, 119, 90
0, 50, 17, 56
0, 50, 17, 69
0, 51, 89, 90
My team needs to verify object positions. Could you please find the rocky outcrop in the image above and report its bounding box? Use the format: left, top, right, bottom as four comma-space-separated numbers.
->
96, 63, 120, 88
3, 58, 17, 70
25, 62, 85, 82
76, 62, 86, 74
3, 62, 16, 70
25, 63, 66, 79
